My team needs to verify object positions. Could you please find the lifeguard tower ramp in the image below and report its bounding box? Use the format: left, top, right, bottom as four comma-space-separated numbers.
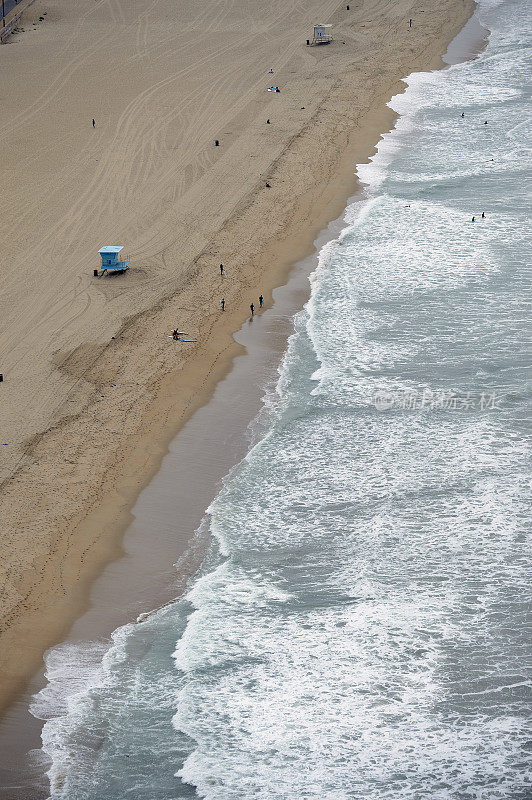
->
96, 246, 130, 276
308, 24, 332, 45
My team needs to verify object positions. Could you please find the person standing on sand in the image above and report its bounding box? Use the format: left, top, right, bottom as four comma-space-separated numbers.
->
221, 298, 225, 311
92, 119, 96, 128
259, 295, 263, 308
250, 303, 254, 316
220, 263, 224, 276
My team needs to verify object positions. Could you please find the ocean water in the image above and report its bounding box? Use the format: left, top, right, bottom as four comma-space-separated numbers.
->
31, 1, 531, 798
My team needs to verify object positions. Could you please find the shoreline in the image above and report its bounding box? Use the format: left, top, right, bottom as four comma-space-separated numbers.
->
0, 0, 477, 733
0, 206, 352, 798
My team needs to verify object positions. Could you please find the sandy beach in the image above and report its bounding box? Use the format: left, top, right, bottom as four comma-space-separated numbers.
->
0, 0, 475, 718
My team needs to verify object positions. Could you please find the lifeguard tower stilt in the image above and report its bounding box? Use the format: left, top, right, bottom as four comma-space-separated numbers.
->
94, 246, 130, 277
307, 24, 333, 46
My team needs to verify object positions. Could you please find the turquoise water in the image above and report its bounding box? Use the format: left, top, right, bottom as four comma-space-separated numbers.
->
32, 1, 531, 797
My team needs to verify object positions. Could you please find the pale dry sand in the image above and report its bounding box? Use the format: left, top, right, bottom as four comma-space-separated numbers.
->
0, 0, 474, 714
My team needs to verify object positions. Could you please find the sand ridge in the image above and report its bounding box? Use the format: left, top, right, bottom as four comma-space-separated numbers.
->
0, 0, 475, 713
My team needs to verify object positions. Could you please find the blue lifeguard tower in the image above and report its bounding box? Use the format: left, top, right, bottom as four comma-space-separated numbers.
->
95, 246, 130, 276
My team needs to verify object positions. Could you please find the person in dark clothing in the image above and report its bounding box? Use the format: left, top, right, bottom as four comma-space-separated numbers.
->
221, 298, 225, 311
250, 303, 254, 316
92, 119, 96, 127
220, 263, 224, 276
481, 212, 485, 219
259, 295, 263, 308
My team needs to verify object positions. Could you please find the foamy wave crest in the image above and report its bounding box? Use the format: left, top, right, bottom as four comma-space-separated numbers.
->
31, 628, 135, 798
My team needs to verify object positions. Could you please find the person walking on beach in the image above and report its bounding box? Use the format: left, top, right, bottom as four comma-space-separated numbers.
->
92, 118, 96, 128
481, 212, 485, 219
259, 295, 263, 308
250, 302, 255, 317
221, 298, 225, 311
220, 263, 224, 277
409, 18, 413, 28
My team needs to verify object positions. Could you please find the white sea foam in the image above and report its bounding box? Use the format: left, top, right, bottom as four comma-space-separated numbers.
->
32, 629, 134, 797
33, 1, 531, 797
172, 3, 531, 798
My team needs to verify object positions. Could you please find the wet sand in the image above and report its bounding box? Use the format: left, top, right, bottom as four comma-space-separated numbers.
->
0, 0, 476, 755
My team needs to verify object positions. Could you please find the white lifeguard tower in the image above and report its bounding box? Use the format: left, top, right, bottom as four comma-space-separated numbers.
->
308, 24, 333, 46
